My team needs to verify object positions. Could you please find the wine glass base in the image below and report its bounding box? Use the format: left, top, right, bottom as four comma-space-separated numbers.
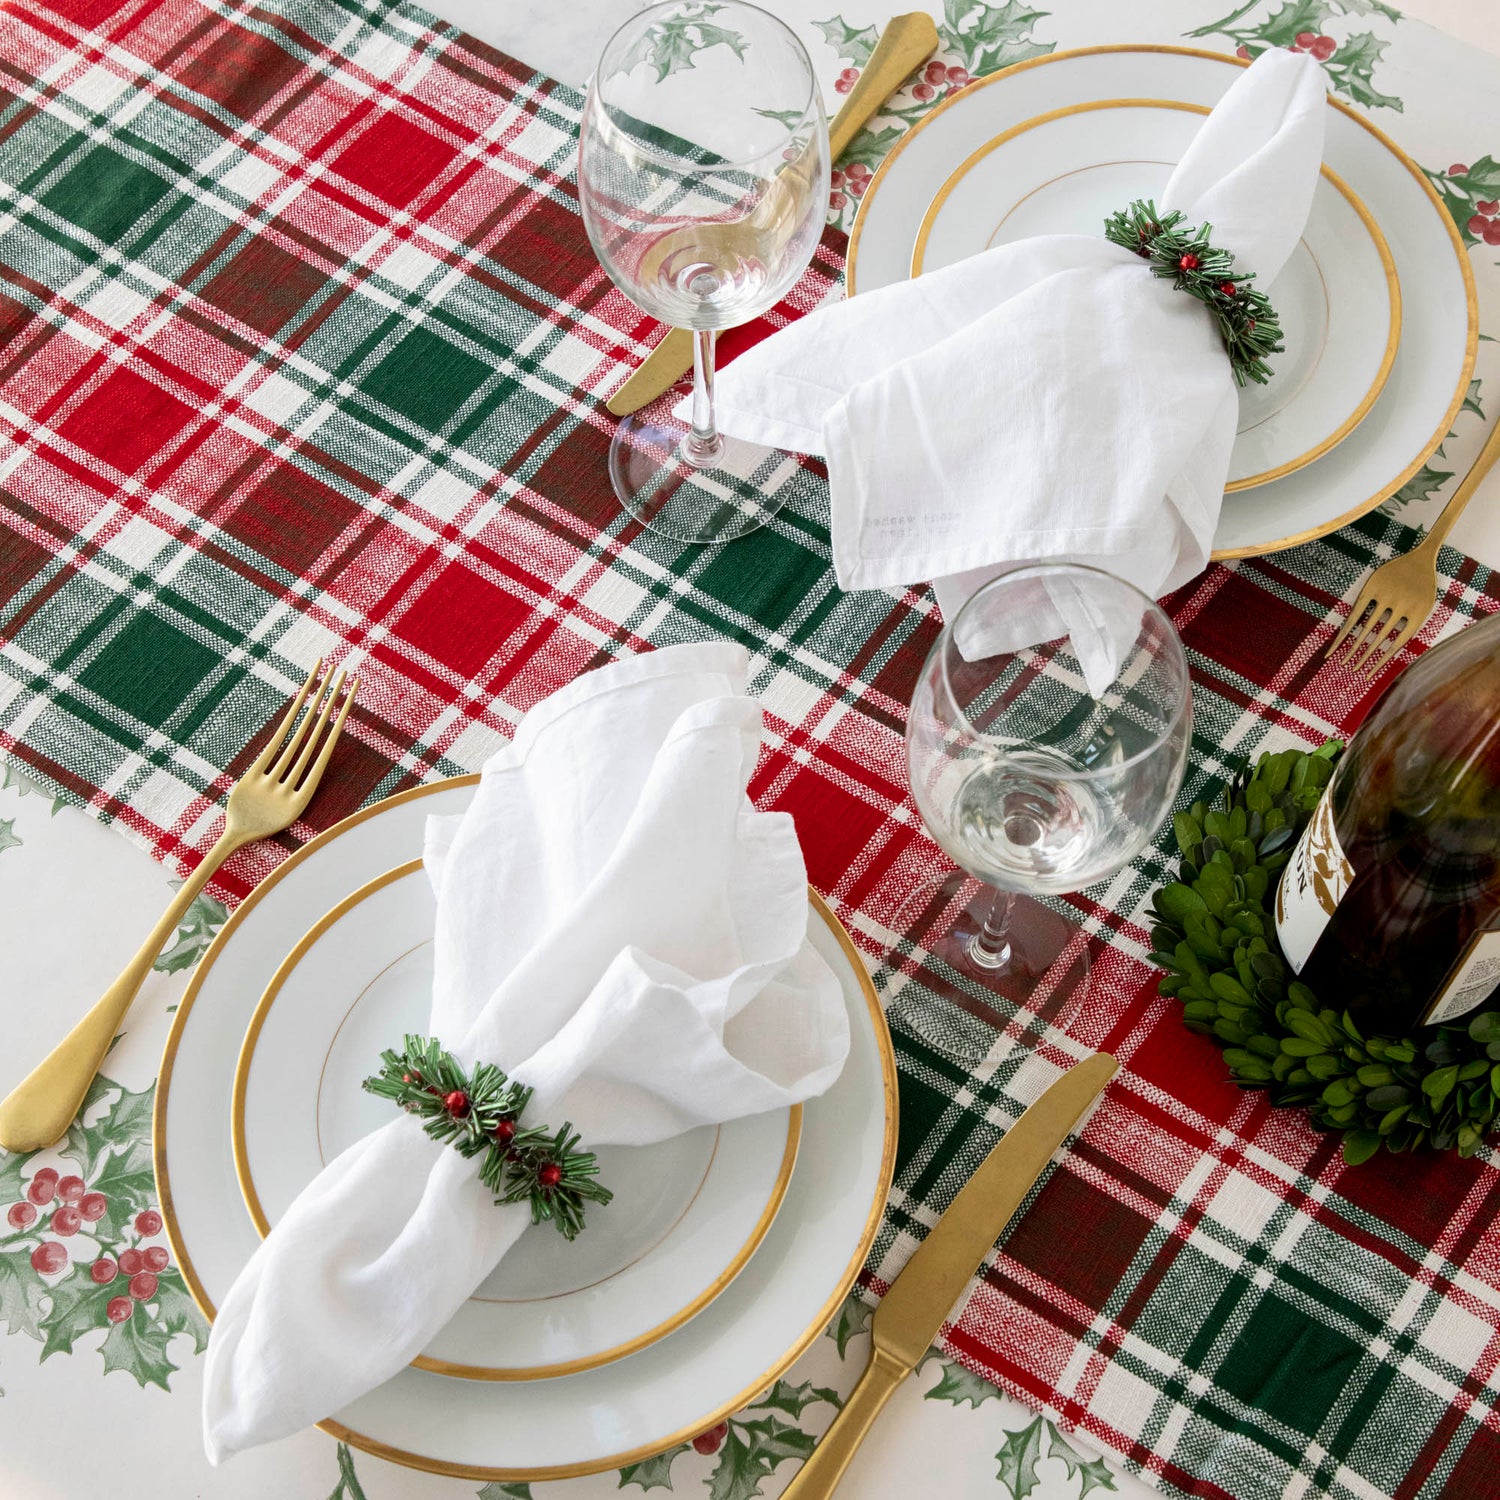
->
609, 411, 795, 544
887, 867, 1091, 1065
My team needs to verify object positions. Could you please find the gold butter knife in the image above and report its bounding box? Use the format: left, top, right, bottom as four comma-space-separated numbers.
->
780, 1052, 1119, 1500
604, 12, 941, 417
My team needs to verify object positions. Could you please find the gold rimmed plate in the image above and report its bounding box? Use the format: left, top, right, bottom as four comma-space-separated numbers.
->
909, 97, 1400, 493
848, 46, 1477, 559
231, 857, 801, 1382
154, 775, 898, 1481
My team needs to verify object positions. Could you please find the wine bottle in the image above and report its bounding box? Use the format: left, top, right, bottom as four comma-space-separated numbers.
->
1275, 612, 1500, 1031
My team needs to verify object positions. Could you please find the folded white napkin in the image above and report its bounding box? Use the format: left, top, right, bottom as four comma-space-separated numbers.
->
691, 49, 1326, 615
202, 642, 850, 1461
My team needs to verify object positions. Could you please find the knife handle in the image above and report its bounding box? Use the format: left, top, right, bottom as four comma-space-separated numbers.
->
778, 1347, 907, 1500
830, 12, 940, 161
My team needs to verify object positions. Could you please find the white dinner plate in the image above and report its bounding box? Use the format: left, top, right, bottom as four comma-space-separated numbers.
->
848, 45, 1477, 558
911, 97, 1400, 491
232, 858, 801, 1380
155, 776, 897, 1481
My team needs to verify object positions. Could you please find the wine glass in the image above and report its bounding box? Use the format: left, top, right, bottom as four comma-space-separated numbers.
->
900, 564, 1192, 1059
578, 1, 829, 544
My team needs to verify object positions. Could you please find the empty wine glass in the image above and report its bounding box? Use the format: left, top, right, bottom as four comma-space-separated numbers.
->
899, 564, 1192, 1059
579, 1, 829, 543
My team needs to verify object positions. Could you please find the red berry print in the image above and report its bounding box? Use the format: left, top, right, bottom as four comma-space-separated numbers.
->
829, 189, 847, 211
1469, 215, 1490, 237
923, 59, 946, 86
1310, 35, 1336, 61
129, 1271, 158, 1301
56, 1175, 85, 1204
833, 76, 854, 94
537, 1162, 563, 1189
135, 1209, 162, 1236
1236, 44, 1251, 59
912, 81, 935, 102
118, 1248, 144, 1276
90, 1257, 118, 1285
1479, 201, 1499, 217
143, 1245, 170, 1273
30, 1241, 67, 1275
106, 1296, 134, 1324
946, 65, 970, 87
26, 1169, 57, 1206
693, 1422, 729, 1455
79, 1192, 107, 1223
1484, 222, 1500, 246
51, 1206, 82, 1236
1450, 163, 1470, 177
1294, 31, 1317, 48
7, 1201, 37, 1229
833, 66, 858, 95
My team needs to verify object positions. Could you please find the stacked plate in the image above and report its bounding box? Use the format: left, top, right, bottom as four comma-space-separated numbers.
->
153, 776, 899, 1481
848, 45, 1478, 557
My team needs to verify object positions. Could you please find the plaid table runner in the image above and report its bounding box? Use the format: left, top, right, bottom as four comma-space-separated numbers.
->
0, 2, 1498, 1498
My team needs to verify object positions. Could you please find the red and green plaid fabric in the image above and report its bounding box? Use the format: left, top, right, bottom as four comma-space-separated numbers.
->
0, 3, 1498, 1498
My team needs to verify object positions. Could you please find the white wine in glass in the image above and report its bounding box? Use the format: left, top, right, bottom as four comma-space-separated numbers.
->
579, 1, 829, 544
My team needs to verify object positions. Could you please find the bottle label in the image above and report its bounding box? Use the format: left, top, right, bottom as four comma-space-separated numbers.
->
1274, 786, 1353, 973
1425, 931, 1500, 1025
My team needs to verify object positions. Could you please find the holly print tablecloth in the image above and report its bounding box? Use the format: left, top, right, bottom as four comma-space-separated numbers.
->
1, 2, 1500, 1499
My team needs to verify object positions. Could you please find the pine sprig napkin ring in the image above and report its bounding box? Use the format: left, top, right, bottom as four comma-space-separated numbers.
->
363, 1035, 611, 1240
1103, 198, 1284, 386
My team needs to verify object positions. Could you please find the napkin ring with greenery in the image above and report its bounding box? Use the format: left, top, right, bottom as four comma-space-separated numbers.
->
1103, 198, 1284, 386
363, 1035, 611, 1239
1147, 744, 1500, 1165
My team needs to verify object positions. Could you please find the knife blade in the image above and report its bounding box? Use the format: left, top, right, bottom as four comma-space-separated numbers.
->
779, 1051, 1119, 1500
604, 12, 940, 418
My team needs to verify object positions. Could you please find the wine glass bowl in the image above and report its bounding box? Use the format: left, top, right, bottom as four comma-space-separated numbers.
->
579, 1, 829, 542
900, 564, 1192, 1055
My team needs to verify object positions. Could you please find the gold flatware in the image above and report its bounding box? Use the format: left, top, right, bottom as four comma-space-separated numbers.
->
0, 661, 357, 1153
1327, 416, 1500, 676
781, 1052, 1119, 1500
605, 12, 941, 417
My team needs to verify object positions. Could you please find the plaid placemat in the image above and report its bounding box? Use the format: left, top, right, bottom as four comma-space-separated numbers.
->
0, 2, 1498, 1498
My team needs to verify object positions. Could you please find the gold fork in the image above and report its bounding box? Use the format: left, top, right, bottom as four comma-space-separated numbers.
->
1327, 416, 1500, 677
0, 661, 357, 1153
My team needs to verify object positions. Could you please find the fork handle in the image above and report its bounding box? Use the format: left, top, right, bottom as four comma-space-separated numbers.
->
1423, 415, 1500, 554
0, 824, 245, 1153
829, 13, 940, 160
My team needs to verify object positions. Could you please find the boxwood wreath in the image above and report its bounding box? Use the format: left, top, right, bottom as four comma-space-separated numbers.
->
1148, 740, 1500, 1166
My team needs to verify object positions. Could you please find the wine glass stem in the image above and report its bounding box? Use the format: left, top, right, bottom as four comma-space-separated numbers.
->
684, 328, 724, 467
967, 889, 1015, 973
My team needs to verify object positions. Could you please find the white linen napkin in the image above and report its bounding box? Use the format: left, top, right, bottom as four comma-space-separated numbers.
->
202, 641, 850, 1461
690, 49, 1326, 615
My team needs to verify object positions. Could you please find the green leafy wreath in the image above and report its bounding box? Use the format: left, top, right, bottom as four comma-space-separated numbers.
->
1148, 742, 1500, 1165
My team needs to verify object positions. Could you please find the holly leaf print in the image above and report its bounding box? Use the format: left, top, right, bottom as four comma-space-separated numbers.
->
99, 1307, 179, 1391
837, 122, 904, 173
328, 1443, 370, 1500
477, 1485, 534, 1500
921, 1353, 1000, 1406
1330, 0, 1400, 18
0, 1252, 49, 1340
618, 1442, 690, 1490
60, 1075, 153, 1185
0, 817, 20, 853
1049, 1424, 1119, 1496
154, 889, 228, 973
752, 1378, 842, 1417
943, 0, 1053, 76
1324, 31, 1402, 112
825, 1292, 871, 1357
707, 1415, 814, 1500
38, 1271, 115, 1360
1462, 378, 1485, 420
154, 1267, 209, 1355
1222, 0, 1333, 51
994, 1415, 1047, 1500
1384, 463, 1453, 511
812, 14, 878, 68
626, 5, 748, 82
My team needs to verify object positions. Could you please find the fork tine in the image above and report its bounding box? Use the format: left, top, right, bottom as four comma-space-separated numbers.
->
284, 669, 347, 788
292, 676, 357, 796
1344, 606, 1393, 674
267, 664, 334, 777
1326, 597, 1372, 662
1363, 616, 1415, 681
253, 659, 324, 773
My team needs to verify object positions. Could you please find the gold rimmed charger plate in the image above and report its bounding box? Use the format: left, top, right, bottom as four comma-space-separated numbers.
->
230, 856, 802, 1382
907, 96, 1400, 493
846, 45, 1478, 559
154, 773, 899, 1481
